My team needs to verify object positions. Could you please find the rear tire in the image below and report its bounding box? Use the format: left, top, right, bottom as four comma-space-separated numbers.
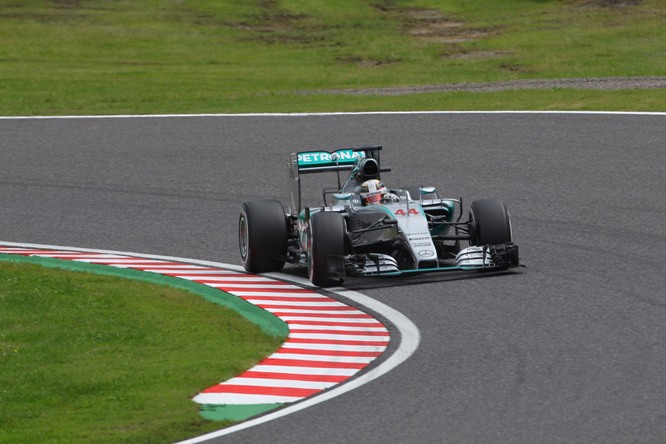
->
469, 198, 513, 246
239, 199, 288, 272
308, 211, 346, 287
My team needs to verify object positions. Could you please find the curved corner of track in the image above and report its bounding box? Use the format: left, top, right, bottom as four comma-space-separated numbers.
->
0, 241, 420, 443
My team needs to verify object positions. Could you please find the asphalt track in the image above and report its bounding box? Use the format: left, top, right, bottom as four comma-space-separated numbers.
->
1, 112, 665, 443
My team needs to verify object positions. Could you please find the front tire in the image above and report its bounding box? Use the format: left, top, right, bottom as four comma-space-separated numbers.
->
469, 198, 513, 246
239, 199, 288, 272
308, 211, 346, 287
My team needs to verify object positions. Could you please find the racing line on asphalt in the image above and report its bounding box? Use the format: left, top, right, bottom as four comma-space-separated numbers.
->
0, 241, 420, 442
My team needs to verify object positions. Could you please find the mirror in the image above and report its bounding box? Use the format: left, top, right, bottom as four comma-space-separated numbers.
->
332, 193, 354, 200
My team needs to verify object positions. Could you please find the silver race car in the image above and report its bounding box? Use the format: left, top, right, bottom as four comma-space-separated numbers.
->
239, 146, 519, 287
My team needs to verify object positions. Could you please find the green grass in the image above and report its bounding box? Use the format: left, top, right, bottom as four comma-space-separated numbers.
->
0, 0, 664, 115
0, 262, 284, 444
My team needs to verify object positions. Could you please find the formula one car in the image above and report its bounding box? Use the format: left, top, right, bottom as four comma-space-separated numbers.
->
239, 146, 519, 287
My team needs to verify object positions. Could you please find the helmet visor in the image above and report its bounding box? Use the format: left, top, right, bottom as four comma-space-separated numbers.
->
363, 193, 383, 204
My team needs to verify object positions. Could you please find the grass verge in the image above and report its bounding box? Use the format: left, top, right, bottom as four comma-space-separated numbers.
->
0, 0, 664, 115
0, 259, 285, 444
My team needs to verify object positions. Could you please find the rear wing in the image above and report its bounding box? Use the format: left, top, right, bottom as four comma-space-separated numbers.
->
296, 148, 365, 173
288, 146, 386, 213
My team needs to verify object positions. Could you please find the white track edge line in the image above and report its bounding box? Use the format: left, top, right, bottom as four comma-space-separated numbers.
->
0, 111, 664, 119
0, 241, 421, 443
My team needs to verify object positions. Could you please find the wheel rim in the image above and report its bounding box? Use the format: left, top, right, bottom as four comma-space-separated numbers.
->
239, 214, 249, 262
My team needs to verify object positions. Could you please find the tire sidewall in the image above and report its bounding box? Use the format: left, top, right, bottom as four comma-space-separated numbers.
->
308, 211, 346, 287
239, 200, 288, 272
469, 198, 513, 246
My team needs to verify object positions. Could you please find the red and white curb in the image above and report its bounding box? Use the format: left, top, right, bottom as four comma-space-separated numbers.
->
0, 245, 388, 405
0, 242, 419, 441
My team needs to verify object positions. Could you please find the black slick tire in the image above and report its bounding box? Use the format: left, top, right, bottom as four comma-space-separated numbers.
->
239, 199, 288, 272
469, 198, 513, 246
308, 211, 346, 287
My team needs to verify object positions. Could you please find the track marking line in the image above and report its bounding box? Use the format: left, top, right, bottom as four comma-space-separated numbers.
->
0, 111, 665, 119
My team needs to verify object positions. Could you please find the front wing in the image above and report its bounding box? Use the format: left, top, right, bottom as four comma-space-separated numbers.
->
344, 243, 520, 277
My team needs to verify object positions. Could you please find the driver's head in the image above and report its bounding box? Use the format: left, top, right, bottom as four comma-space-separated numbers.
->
360, 179, 387, 205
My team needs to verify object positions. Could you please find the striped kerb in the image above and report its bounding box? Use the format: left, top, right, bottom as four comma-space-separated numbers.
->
0, 247, 390, 407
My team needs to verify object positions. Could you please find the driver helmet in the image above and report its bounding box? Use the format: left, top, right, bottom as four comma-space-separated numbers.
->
360, 179, 387, 205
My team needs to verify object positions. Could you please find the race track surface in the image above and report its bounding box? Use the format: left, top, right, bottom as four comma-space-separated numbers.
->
1, 113, 665, 443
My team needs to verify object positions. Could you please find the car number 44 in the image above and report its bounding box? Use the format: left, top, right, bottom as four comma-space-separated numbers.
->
395, 208, 420, 216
